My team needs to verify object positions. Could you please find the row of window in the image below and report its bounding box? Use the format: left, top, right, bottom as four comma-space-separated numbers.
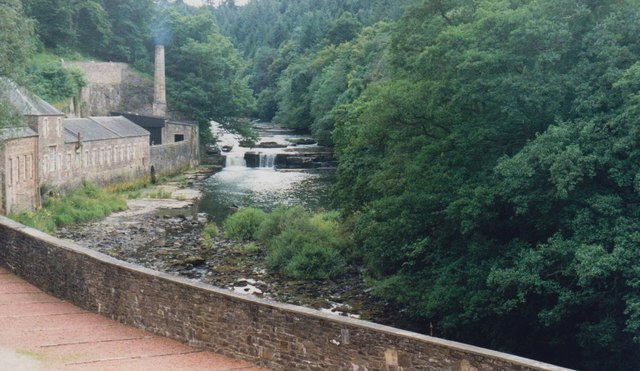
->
7, 154, 35, 186
42, 142, 144, 174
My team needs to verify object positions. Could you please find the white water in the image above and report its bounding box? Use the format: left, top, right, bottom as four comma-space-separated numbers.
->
201, 122, 333, 223
213, 122, 283, 169
259, 153, 276, 168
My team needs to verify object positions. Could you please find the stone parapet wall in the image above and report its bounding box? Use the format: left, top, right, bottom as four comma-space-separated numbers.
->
0, 217, 571, 371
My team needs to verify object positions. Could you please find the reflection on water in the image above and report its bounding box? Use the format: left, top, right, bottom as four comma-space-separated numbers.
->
198, 122, 334, 223
200, 167, 334, 223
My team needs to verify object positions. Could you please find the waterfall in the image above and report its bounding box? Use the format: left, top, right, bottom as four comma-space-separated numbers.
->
226, 155, 246, 167
259, 154, 276, 169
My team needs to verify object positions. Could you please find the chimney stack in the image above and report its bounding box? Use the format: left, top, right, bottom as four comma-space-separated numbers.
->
153, 45, 167, 117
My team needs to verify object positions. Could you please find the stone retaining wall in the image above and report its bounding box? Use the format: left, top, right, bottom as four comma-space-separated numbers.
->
0, 216, 571, 371
150, 142, 198, 177
62, 61, 152, 117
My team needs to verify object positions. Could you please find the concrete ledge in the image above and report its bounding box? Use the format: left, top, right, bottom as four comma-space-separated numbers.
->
0, 216, 572, 370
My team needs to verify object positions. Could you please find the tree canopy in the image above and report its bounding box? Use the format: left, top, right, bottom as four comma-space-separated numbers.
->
328, 1, 640, 369
0, 0, 36, 79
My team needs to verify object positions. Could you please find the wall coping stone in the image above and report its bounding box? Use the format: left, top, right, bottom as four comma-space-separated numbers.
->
0, 216, 573, 371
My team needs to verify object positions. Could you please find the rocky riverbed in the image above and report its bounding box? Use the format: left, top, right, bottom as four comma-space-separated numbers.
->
56, 168, 417, 330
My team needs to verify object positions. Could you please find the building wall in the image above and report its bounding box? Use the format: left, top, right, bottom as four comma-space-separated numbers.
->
62, 62, 153, 117
40, 136, 150, 190
0, 136, 40, 214
150, 141, 197, 177
0, 216, 570, 371
163, 122, 196, 144
162, 122, 200, 166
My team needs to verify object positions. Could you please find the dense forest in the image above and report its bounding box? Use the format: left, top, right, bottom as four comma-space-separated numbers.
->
2, 0, 640, 369
225, 2, 640, 369
1, 0, 255, 140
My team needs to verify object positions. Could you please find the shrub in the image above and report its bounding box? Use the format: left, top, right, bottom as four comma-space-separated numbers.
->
255, 205, 308, 242
283, 243, 346, 280
264, 209, 347, 279
223, 207, 266, 240
203, 223, 219, 238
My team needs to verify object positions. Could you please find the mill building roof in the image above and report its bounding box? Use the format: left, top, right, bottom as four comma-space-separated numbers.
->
0, 127, 38, 141
64, 116, 149, 143
0, 78, 64, 116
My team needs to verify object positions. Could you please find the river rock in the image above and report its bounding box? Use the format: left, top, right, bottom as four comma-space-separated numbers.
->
256, 141, 288, 148
287, 138, 317, 145
244, 152, 261, 167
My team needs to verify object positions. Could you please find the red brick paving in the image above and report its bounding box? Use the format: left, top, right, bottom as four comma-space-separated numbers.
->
0, 266, 268, 370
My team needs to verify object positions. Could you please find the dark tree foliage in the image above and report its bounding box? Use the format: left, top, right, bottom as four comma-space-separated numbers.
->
23, 0, 113, 56
214, 0, 411, 134
159, 4, 256, 143
331, 0, 640, 369
0, 0, 36, 79
101, 0, 155, 66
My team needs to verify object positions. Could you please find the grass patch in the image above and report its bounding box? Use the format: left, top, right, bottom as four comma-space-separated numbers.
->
146, 188, 173, 199
233, 242, 261, 254
105, 177, 150, 194
11, 182, 127, 233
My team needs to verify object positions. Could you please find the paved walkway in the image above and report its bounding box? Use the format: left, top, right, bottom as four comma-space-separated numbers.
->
0, 267, 267, 371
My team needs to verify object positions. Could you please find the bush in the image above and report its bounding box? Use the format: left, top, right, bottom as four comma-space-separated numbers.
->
202, 222, 219, 249
223, 206, 349, 279
283, 244, 346, 280
262, 209, 347, 279
266, 224, 347, 279
255, 205, 308, 241
203, 223, 219, 238
223, 207, 266, 240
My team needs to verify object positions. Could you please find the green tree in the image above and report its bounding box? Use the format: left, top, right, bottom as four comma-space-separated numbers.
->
102, 0, 155, 66
326, 11, 362, 45
161, 4, 256, 142
332, 0, 640, 369
0, 0, 36, 78
24, 0, 112, 55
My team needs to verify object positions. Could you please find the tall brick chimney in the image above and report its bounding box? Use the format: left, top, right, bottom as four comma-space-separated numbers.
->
153, 45, 167, 117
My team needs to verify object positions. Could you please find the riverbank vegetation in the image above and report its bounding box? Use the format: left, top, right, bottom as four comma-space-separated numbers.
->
223, 207, 348, 280
11, 183, 127, 233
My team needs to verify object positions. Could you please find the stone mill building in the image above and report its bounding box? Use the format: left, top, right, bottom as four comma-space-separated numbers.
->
0, 46, 199, 215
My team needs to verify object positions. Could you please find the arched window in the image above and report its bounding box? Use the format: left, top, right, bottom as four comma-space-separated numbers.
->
43, 118, 49, 138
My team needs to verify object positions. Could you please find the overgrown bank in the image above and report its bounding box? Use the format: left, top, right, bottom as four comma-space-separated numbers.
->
10, 174, 197, 234
11, 182, 128, 233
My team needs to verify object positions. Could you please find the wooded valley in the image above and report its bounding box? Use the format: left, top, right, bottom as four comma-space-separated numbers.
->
2, 1, 640, 369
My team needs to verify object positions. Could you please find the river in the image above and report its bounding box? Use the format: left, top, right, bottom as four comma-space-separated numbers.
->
198, 122, 335, 223
57, 122, 419, 333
